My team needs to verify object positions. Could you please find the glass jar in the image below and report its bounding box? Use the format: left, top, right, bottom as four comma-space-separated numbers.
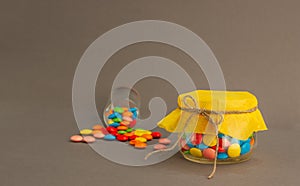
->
103, 87, 140, 127
157, 90, 267, 165
180, 132, 256, 164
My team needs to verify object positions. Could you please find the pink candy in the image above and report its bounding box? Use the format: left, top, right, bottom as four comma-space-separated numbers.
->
154, 144, 167, 150
122, 116, 133, 122
158, 138, 171, 145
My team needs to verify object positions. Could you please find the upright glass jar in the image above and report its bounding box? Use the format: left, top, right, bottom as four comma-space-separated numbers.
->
157, 90, 268, 164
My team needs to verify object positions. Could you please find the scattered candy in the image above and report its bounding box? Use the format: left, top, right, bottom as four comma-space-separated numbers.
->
142, 134, 153, 141
154, 144, 167, 150
104, 134, 116, 141
92, 125, 102, 130
117, 135, 129, 142
93, 132, 105, 139
80, 129, 93, 135
92, 130, 102, 134
124, 132, 134, 137
129, 140, 136, 146
118, 130, 127, 135
158, 138, 171, 145
134, 142, 147, 149
70, 106, 170, 152
70, 135, 83, 142
151, 132, 162, 139
83, 136, 96, 143
135, 137, 147, 143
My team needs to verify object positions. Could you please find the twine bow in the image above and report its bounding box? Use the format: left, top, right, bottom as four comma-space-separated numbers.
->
145, 94, 257, 179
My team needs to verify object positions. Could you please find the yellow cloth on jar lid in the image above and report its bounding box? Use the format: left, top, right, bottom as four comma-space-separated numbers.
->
157, 90, 268, 140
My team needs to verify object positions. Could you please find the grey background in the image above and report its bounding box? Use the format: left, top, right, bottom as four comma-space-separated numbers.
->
1, 0, 299, 185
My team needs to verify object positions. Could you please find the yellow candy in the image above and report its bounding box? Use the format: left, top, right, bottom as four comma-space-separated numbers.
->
227, 144, 241, 158
190, 148, 202, 157
135, 137, 147, 143
80, 129, 93, 135
108, 119, 114, 124
134, 130, 152, 136
202, 134, 217, 147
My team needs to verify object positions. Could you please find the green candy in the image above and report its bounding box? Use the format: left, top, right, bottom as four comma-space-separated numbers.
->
118, 130, 127, 134
113, 118, 122, 123
114, 107, 124, 113
126, 128, 133, 132
183, 150, 190, 154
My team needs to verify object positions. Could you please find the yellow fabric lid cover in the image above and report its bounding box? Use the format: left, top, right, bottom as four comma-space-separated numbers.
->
157, 90, 268, 140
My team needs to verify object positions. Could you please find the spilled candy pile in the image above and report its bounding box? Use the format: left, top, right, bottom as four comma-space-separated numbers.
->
70, 106, 170, 150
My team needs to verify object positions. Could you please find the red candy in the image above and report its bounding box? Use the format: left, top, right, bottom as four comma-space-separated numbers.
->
219, 138, 231, 148
194, 133, 203, 145
129, 120, 137, 128
151, 132, 162, 139
106, 126, 117, 133
129, 135, 137, 140
117, 135, 128, 142
203, 148, 216, 159
211, 145, 226, 153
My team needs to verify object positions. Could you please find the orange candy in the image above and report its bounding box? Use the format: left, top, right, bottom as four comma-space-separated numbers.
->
129, 140, 136, 146
142, 134, 153, 141
70, 135, 83, 142
134, 141, 147, 149
122, 107, 129, 111
92, 125, 102, 130
250, 138, 255, 146
92, 130, 102, 134
117, 126, 128, 131
124, 132, 134, 137
120, 121, 130, 126
122, 111, 133, 117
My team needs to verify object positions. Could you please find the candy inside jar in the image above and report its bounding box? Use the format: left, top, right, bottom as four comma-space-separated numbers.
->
103, 87, 140, 127
180, 132, 256, 164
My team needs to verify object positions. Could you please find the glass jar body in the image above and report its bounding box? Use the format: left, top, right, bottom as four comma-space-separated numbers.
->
103, 87, 140, 127
180, 132, 256, 164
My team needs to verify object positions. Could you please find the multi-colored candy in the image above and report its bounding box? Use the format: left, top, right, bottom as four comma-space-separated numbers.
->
70, 106, 169, 150
180, 132, 255, 161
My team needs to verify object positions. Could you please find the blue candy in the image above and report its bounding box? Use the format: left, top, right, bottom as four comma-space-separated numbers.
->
130, 107, 137, 112
217, 153, 228, 159
104, 134, 116, 141
114, 112, 122, 119
218, 133, 225, 138
187, 142, 195, 148
132, 114, 137, 119
241, 142, 251, 155
196, 143, 208, 150
240, 138, 251, 145
108, 113, 116, 119
109, 123, 120, 128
